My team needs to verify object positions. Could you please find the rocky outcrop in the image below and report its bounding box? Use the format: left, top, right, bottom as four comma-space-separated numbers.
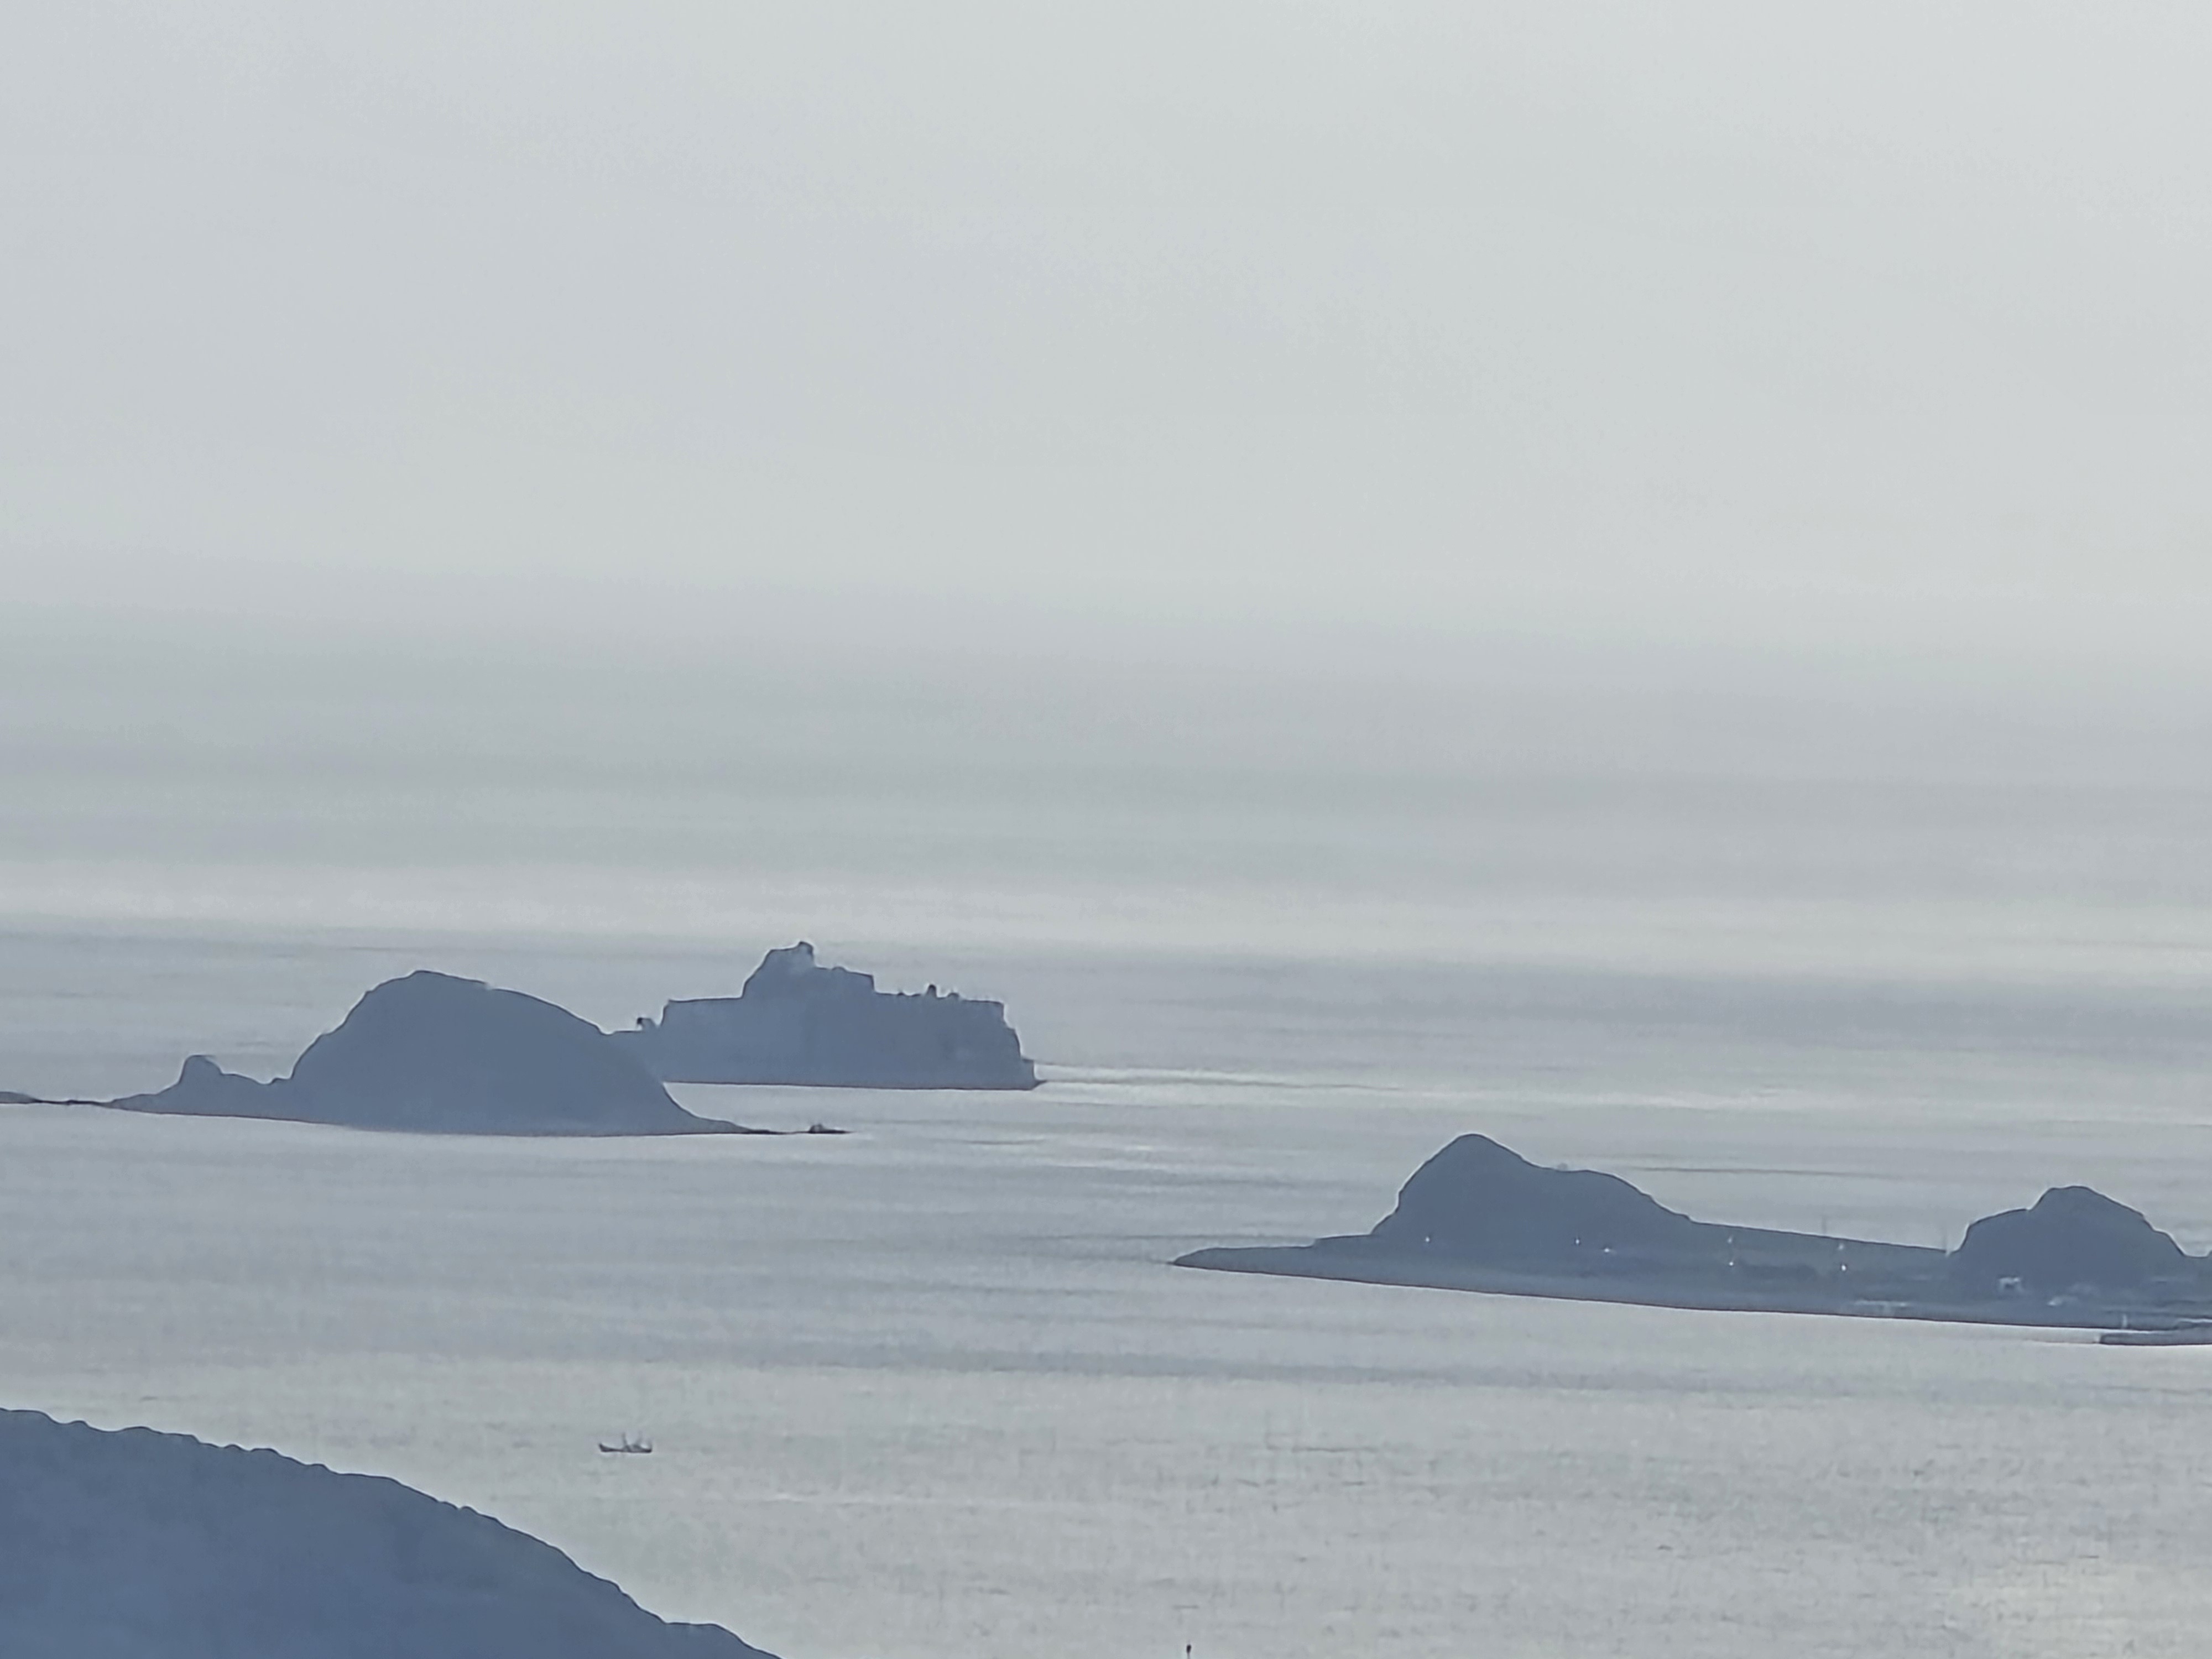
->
615, 942, 1039, 1090
1366, 1134, 1710, 1262
110, 971, 745, 1136
1948, 1185, 2193, 1296
0, 1407, 775, 1658
132, 1053, 276, 1119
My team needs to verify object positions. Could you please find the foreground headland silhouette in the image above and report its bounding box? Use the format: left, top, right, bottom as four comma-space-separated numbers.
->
1177, 1134, 2212, 1333
614, 942, 1040, 1090
0, 1408, 775, 1657
105, 971, 750, 1135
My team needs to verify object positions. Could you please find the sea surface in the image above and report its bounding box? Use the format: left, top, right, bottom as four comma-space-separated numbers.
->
5, 917, 2212, 1659
6, 640, 2212, 1656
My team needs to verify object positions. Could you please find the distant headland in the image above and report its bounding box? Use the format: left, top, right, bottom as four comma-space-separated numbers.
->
1176, 1133, 2212, 1334
104, 971, 752, 1136
613, 942, 1040, 1091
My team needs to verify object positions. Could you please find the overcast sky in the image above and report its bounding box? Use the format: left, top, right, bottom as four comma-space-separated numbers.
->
7, 3, 2210, 681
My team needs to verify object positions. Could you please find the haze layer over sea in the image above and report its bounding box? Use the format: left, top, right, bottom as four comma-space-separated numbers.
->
6, 619, 2212, 1657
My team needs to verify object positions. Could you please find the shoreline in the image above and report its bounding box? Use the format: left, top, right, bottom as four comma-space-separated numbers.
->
1172, 1244, 2212, 1335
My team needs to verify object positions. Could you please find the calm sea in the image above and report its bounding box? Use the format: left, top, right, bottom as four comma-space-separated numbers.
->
4, 635, 2211, 1656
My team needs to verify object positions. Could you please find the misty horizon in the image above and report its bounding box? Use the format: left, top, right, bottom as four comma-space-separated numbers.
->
8, 4, 2212, 688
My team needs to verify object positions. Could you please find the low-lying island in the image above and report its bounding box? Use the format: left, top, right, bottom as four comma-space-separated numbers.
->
1177, 1133, 2212, 1333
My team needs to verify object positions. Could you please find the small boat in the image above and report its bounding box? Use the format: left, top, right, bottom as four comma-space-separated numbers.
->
597, 1436, 654, 1453
2099, 1326, 2212, 1347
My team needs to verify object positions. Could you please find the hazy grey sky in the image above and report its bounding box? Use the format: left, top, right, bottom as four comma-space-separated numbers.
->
7, 3, 2211, 676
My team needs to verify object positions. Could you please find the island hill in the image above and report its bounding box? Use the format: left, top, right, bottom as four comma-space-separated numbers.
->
0, 1407, 776, 1657
1176, 1133, 2212, 1334
612, 942, 1040, 1090
105, 970, 751, 1136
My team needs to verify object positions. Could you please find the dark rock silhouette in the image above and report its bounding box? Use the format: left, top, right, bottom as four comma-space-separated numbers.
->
0, 1407, 775, 1658
110, 971, 745, 1136
142, 1053, 276, 1118
1368, 1134, 1708, 1261
1948, 1185, 2190, 1296
1178, 1131, 2212, 1332
615, 942, 1039, 1089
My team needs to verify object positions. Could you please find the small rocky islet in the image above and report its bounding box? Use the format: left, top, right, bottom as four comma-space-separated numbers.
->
106, 969, 748, 1136
1177, 1133, 2212, 1333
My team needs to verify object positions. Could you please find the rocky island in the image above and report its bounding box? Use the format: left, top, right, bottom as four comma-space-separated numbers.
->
0, 1407, 776, 1657
614, 942, 1039, 1090
107, 970, 749, 1135
1176, 1133, 2212, 1333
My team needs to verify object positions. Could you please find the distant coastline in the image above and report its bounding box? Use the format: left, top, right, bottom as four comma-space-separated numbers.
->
1175, 1244, 2205, 1332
